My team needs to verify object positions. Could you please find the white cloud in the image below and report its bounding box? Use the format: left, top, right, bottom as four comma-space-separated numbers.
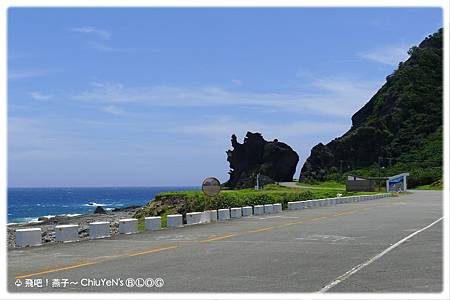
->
88, 41, 135, 53
71, 26, 111, 39
29, 91, 52, 100
231, 79, 243, 86
70, 27, 135, 53
359, 44, 410, 66
72, 77, 380, 118
171, 116, 349, 140
100, 105, 127, 116
9, 69, 47, 80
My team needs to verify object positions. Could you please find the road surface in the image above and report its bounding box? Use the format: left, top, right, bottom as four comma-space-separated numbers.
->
8, 190, 443, 293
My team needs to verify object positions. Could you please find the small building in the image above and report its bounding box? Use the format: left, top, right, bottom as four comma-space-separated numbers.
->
386, 173, 409, 192
346, 175, 378, 192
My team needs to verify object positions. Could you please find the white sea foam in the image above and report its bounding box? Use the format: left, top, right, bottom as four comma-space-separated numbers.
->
82, 202, 108, 207
65, 213, 82, 217
41, 215, 56, 219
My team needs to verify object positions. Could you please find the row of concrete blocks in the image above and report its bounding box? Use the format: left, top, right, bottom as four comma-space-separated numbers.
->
15, 219, 139, 248
212, 203, 282, 221
15, 203, 284, 247
287, 193, 391, 210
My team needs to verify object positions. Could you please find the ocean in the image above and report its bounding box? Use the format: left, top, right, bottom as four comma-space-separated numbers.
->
7, 186, 198, 224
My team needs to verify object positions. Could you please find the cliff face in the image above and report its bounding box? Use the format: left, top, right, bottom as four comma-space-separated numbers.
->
300, 28, 443, 185
225, 132, 299, 189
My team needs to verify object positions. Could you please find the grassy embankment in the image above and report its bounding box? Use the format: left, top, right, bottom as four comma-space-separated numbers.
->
135, 183, 380, 230
413, 180, 443, 190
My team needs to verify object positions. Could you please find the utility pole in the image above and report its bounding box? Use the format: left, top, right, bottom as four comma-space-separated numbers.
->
387, 157, 393, 168
378, 156, 382, 191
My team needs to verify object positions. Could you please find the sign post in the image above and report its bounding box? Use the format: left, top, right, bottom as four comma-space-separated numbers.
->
201, 177, 221, 210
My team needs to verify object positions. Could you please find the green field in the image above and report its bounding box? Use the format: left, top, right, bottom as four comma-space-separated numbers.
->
413, 183, 443, 190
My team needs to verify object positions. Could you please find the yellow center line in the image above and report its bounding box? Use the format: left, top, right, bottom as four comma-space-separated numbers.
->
245, 226, 274, 234
15, 245, 179, 278
13, 201, 391, 278
200, 233, 235, 243
15, 261, 98, 279
128, 245, 178, 257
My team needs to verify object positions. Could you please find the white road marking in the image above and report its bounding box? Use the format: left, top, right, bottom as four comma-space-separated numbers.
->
318, 217, 443, 293
258, 216, 300, 220
296, 234, 363, 242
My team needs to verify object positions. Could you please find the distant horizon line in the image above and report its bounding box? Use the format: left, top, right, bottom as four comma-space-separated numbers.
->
8, 185, 201, 189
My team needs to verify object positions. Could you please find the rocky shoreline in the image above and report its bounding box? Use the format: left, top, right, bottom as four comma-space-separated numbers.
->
7, 205, 142, 248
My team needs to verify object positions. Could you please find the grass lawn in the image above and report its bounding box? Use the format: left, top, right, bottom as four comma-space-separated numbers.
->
413, 184, 443, 190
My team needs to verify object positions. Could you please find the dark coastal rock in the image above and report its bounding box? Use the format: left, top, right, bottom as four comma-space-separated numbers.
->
300, 28, 443, 186
112, 205, 141, 212
300, 143, 335, 181
224, 132, 299, 189
94, 206, 107, 214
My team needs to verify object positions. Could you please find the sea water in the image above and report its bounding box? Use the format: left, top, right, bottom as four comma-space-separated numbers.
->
7, 186, 198, 224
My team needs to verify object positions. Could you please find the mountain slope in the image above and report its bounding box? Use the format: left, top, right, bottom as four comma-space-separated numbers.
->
300, 28, 443, 187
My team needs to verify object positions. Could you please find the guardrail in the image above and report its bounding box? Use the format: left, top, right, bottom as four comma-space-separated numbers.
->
13, 193, 392, 248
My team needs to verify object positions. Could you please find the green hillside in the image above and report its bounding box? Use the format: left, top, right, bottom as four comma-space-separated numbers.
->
300, 28, 443, 188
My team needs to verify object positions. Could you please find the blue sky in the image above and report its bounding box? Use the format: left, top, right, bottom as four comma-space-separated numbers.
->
8, 7, 442, 187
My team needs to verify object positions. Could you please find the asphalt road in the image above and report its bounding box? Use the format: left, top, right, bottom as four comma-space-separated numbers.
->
8, 190, 443, 293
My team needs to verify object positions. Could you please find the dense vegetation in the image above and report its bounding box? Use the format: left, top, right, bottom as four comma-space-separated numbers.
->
133, 184, 375, 226
300, 28, 443, 188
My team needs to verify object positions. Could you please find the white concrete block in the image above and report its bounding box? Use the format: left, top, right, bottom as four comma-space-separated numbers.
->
230, 207, 242, 218
264, 204, 274, 214
210, 210, 218, 222
167, 214, 183, 228
298, 201, 306, 209
187, 212, 202, 225
200, 211, 211, 223
15, 228, 41, 247
253, 205, 264, 215
288, 202, 297, 210
144, 217, 162, 231
273, 203, 282, 213
218, 209, 231, 220
242, 206, 253, 216
55, 224, 79, 242
119, 218, 138, 234
89, 221, 110, 239
305, 200, 314, 208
